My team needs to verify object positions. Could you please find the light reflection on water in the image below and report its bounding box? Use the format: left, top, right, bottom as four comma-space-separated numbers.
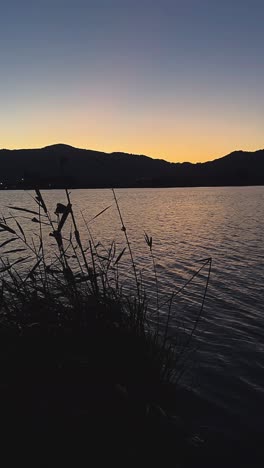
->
0, 186, 264, 428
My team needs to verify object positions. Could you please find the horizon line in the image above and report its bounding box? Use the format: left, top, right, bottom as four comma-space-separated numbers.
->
0, 143, 263, 165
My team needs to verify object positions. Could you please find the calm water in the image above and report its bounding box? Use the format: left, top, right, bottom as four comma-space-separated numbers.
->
1, 187, 264, 431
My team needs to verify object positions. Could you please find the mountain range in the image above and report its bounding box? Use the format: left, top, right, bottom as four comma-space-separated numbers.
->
0, 144, 263, 189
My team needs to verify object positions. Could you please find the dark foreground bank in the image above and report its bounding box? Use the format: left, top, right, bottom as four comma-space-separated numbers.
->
0, 328, 263, 467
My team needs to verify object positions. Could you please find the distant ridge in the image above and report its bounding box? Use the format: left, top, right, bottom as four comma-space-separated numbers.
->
43, 144, 76, 150
0, 144, 263, 189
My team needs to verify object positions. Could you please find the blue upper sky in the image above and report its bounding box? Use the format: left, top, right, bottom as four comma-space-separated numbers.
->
0, 0, 263, 162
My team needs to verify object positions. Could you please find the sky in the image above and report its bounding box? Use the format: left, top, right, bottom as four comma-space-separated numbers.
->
0, 0, 263, 162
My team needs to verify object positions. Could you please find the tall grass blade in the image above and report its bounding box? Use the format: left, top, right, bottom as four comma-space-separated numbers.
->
7, 206, 46, 217
24, 257, 43, 282
0, 238, 17, 249
58, 204, 71, 232
35, 189, 48, 213
114, 247, 126, 265
3, 248, 27, 254
88, 204, 112, 223
15, 219, 26, 241
0, 256, 31, 273
0, 223, 16, 234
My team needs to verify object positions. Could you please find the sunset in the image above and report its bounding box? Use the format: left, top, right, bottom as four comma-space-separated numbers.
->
1, 0, 263, 162
0, 1, 264, 466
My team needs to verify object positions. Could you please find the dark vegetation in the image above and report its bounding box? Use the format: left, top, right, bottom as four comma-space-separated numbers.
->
0, 188, 211, 464
0, 189, 261, 466
0, 144, 264, 189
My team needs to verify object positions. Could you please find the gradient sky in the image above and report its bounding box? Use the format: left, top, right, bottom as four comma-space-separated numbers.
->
0, 0, 263, 162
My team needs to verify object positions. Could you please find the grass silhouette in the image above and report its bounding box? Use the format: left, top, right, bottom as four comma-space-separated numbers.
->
0, 188, 212, 464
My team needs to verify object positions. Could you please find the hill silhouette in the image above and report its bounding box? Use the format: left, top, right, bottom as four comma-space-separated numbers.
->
0, 144, 263, 189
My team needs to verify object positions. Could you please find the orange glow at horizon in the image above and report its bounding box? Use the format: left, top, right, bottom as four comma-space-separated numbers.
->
1, 117, 263, 164
1, 76, 263, 164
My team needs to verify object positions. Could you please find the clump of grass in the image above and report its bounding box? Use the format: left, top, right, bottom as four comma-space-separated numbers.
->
0, 189, 212, 395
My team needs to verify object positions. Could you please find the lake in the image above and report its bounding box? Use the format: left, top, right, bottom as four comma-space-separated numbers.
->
1, 186, 264, 433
